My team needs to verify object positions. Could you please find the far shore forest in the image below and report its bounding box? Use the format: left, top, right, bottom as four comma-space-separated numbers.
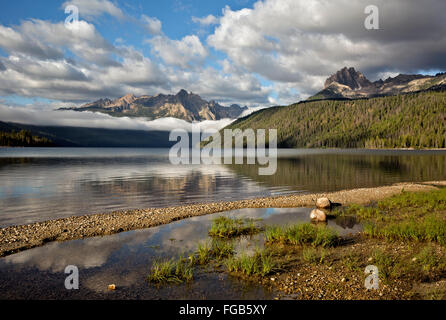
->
228, 90, 446, 149
0, 130, 53, 147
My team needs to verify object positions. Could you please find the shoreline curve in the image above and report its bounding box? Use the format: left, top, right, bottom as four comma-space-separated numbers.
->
1, 181, 445, 258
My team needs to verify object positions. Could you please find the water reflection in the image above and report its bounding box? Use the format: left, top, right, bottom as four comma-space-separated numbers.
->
0, 156, 280, 226
0, 207, 361, 299
228, 151, 446, 192
0, 148, 445, 227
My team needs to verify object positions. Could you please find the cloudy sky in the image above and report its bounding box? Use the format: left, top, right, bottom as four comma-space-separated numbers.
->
0, 0, 445, 119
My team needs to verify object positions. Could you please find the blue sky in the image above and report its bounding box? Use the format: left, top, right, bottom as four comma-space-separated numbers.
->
0, 0, 445, 112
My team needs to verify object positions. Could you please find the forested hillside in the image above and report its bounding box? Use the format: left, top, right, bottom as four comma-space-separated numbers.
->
226, 90, 446, 149
0, 121, 180, 148
0, 130, 53, 147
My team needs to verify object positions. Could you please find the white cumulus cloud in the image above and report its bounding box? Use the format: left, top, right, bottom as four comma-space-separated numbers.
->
62, 0, 125, 20
192, 15, 219, 26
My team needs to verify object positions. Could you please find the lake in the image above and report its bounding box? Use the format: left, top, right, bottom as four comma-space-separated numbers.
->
1, 148, 446, 227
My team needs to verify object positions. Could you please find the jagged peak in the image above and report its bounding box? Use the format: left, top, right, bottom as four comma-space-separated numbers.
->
324, 67, 371, 90
116, 93, 137, 104
177, 89, 189, 96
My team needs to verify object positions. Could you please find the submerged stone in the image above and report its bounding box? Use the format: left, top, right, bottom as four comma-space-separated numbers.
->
310, 209, 327, 222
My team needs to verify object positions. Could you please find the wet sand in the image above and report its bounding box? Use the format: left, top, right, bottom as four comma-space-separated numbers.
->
0, 181, 443, 258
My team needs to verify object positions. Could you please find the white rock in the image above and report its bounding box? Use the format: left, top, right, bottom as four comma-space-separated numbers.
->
316, 198, 332, 209
310, 209, 327, 222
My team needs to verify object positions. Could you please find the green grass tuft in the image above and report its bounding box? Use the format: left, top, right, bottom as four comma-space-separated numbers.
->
265, 223, 339, 247
147, 255, 194, 284
225, 249, 279, 276
208, 216, 264, 238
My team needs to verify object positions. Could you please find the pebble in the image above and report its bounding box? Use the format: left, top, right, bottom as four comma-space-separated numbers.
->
108, 284, 116, 291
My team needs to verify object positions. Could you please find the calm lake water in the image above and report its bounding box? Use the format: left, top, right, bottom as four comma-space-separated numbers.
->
1, 148, 446, 227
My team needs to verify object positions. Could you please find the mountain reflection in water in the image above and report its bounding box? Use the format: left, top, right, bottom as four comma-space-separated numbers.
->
0, 148, 445, 227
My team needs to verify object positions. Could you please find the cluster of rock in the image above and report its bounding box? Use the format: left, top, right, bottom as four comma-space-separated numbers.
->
310, 198, 332, 222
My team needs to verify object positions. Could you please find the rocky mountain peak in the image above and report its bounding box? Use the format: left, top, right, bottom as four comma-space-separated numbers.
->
382, 74, 427, 85
324, 67, 372, 90
117, 93, 137, 104
177, 89, 189, 97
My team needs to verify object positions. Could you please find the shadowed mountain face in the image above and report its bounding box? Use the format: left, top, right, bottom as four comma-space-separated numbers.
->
324, 67, 372, 90
310, 67, 446, 100
61, 90, 248, 122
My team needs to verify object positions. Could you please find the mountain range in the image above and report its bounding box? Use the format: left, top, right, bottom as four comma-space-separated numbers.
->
309, 67, 446, 100
60, 89, 248, 122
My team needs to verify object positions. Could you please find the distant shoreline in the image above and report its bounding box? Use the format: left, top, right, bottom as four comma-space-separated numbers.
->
1, 181, 445, 258
1, 146, 446, 151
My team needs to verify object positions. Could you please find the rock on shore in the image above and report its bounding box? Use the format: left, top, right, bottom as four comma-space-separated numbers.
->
316, 198, 332, 209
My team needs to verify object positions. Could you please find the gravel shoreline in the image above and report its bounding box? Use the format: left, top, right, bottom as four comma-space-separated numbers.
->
0, 181, 443, 258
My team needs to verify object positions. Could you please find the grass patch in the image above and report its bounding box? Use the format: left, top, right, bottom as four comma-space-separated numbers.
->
211, 239, 235, 260
341, 252, 362, 272
225, 249, 279, 276
364, 244, 446, 285
209, 216, 263, 238
191, 239, 235, 265
378, 188, 446, 211
265, 223, 339, 247
334, 188, 446, 222
147, 255, 194, 284
414, 245, 446, 275
302, 247, 328, 265
424, 288, 446, 300
364, 214, 446, 246
334, 188, 446, 247
194, 241, 212, 265
371, 249, 396, 284
333, 204, 383, 220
